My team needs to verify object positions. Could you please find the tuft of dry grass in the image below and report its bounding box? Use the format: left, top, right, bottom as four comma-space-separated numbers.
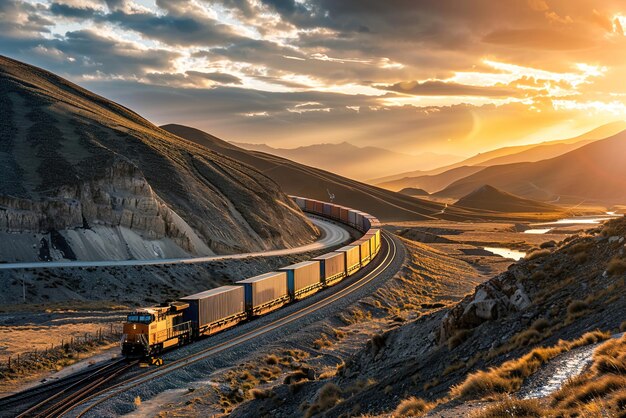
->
607, 257, 626, 276
473, 397, 545, 418
313, 334, 332, 350
448, 329, 472, 350
265, 354, 279, 365
249, 388, 271, 399
525, 249, 551, 261
393, 396, 434, 417
304, 383, 342, 418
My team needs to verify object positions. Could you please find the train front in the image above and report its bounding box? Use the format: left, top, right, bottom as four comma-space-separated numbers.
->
121, 310, 153, 357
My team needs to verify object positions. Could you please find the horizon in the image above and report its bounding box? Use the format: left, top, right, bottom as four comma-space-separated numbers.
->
2, 0, 626, 158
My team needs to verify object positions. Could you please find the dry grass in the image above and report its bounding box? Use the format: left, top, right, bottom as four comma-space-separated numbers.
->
473, 397, 545, 417
525, 249, 551, 261
393, 396, 434, 417
313, 334, 332, 350
452, 331, 610, 400
265, 354, 279, 365
470, 334, 626, 417
607, 257, 626, 276
448, 329, 472, 350
304, 383, 342, 418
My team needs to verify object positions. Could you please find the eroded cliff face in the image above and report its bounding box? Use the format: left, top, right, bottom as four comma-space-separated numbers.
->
0, 159, 207, 255
0, 55, 318, 262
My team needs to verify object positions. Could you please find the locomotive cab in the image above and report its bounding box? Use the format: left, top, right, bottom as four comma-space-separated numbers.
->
121, 302, 192, 358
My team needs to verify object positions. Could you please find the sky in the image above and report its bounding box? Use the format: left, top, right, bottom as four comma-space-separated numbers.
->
1, 0, 626, 156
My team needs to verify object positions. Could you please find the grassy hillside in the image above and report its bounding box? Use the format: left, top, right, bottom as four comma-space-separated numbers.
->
0, 55, 317, 260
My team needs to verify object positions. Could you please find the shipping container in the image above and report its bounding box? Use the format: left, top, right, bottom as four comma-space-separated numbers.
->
280, 261, 322, 300
348, 210, 358, 228
339, 207, 350, 224
179, 286, 245, 336
305, 199, 315, 212
355, 212, 364, 232
313, 252, 346, 286
330, 205, 341, 220
293, 197, 306, 210
366, 229, 381, 253
322, 202, 332, 216
336, 245, 361, 275
362, 233, 378, 258
313, 201, 324, 214
354, 238, 371, 266
236, 272, 289, 316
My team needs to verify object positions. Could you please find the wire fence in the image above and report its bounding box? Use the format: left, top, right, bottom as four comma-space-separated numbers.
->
1, 323, 122, 375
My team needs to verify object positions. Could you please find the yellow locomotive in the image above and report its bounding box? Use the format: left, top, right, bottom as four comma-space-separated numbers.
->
121, 302, 192, 357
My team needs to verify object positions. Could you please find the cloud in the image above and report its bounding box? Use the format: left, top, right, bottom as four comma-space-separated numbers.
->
378, 80, 520, 97
483, 28, 592, 50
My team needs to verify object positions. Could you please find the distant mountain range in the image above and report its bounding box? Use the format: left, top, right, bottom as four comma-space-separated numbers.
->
437, 130, 626, 205
162, 124, 482, 222
230, 141, 462, 181
373, 121, 626, 192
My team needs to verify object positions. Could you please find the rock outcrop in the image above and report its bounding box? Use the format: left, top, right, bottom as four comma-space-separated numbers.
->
439, 269, 533, 343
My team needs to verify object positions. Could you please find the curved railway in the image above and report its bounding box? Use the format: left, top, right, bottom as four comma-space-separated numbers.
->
64, 233, 397, 418
2, 197, 401, 417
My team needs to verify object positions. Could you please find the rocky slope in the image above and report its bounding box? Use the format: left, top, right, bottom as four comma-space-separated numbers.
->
228, 217, 626, 417
0, 56, 317, 262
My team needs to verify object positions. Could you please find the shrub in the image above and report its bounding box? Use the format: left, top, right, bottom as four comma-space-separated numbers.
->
304, 383, 342, 418
249, 388, 271, 399
265, 354, 279, 365
313, 334, 332, 350
567, 299, 589, 316
525, 249, 550, 261
448, 329, 472, 350
394, 396, 433, 417
531, 318, 550, 333
607, 258, 626, 276
512, 329, 543, 347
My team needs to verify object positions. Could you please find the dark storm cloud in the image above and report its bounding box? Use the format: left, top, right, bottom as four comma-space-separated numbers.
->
49, 3, 99, 19
186, 71, 243, 85
379, 80, 520, 97
105, 9, 244, 46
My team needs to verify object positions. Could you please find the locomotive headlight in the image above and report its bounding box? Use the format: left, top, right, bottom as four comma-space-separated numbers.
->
133, 324, 136, 330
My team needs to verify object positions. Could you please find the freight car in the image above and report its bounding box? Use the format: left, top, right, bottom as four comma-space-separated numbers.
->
121, 197, 382, 358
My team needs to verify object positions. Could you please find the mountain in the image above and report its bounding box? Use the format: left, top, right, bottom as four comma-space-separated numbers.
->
437, 130, 626, 204
0, 56, 318, 262
398, 188, 430, 197
453, 185, 561, 213
370, 121, 626, 188
161, 124, 481, 222
231, 141, 461, 181
377, 166, 485, 193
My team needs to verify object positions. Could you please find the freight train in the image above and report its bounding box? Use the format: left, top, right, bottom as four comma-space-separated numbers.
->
121, 197, 382, 358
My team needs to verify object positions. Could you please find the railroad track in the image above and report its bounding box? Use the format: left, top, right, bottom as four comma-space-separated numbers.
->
56, 232, 398, 417
3, 359, 136, 418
